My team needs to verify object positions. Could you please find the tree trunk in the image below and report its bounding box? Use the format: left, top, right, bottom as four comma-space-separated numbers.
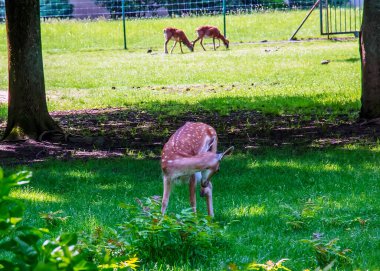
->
3, 0, 63, 141
360, 1, 380, 119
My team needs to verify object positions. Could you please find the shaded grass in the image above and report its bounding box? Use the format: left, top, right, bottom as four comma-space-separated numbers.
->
7, 145, 380, 270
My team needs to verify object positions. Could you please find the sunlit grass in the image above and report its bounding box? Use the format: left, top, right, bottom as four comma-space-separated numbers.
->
228, 205, 266, 217
0, 12, 360, 121
0, 40, 361, 120
0, 10, 323, 52
10, 188, 65, 203
6, 145, 380, 270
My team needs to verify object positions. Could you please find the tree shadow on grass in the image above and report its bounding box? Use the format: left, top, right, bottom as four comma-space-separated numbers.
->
335, 57, 360, 63
0, 94, 378, 165
211, 147, 380, 270
12, 156, 162, 230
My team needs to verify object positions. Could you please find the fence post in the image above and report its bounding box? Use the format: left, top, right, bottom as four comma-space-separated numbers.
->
289, 0, 321, 40
122, 0, 127, 49
223, 0, 226, 37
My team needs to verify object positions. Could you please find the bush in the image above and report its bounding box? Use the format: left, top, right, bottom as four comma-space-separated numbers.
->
0, 0, 4, 21
81, 196, 226, 267
0, 168, 223, 269
40, 0, 73, 19
301, 236, 352, 268
121, 197, 225, 265
0, 168, 97, 271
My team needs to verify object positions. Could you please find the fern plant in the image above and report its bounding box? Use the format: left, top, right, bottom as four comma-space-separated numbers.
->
0, 168, 97, 271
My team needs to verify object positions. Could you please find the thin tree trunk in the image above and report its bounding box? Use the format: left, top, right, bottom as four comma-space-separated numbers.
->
360, 1, 380, 119
3, 0, 63, 141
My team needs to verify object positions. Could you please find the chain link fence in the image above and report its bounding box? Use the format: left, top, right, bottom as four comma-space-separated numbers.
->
0, 0, 362, 51
0, 0, 320, 20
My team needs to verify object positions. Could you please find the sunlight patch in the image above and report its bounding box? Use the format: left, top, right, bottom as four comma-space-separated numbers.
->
265, 160, 303, 169
261, 160, 342, 172
97, 183, 134, 191
64, 170, 97, 179
321, 163, 341, 172
11, 190, 64, 203
230, 205, 266, 217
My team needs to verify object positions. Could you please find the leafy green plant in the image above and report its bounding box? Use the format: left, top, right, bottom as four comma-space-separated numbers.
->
321, 215, 370, 229
117, 196, 225, 265
248, 258, 291, 271
39, 210, 69, 227
79, 196, 223, 268
226, 258, 293, 271
0, 168, 97, 271
78, 225, 138, 270
0, 0, 4, 21
301, 235, 352, 269
283, 199, 321, 230
40, 0, 73, 18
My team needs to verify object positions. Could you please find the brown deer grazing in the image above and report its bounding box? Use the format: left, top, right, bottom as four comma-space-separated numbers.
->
193, 25, 229, 51
164, 27, 194, 54
161, 122, 233, 217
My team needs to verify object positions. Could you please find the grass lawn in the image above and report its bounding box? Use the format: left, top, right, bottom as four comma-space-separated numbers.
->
0, 11, 359, 119
7, 146, 380, 270
0, 40, 360, 119
1, 11, 378, 271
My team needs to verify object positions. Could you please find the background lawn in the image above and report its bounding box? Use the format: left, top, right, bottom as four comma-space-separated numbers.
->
0, 41, 360, 119
0, 11, 323, 52
0, 10, 359, 120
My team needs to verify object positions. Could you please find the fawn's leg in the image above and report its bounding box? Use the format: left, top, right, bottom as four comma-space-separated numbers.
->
205, 181, 214, 217
164, 40, 170, 54
179, 42, 183, 53
192, 37, 200, 49
200, 39, 206, 51
170, 41, 177, 54
213, 37, 216, 50
161, 175, 171, 214
189, 174, 197, 212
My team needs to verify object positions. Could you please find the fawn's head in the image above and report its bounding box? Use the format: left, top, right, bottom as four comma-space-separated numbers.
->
200, 146, 234, 197
224, 39, 230, 49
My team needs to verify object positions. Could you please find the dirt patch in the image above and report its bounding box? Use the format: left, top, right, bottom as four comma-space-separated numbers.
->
1, 107, 379, 165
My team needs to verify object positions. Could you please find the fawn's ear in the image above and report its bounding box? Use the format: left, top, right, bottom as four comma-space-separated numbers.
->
217, 146, 234, 161
208, 137, 217, 151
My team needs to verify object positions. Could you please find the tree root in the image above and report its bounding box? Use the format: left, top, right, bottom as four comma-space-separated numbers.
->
359, 117, 380, 126
38, 130, 68, 142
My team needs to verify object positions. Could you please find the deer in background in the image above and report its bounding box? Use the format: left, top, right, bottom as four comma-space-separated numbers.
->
193, 25, 229, 51
164, 27, 194, 54
161, 122, 234, 217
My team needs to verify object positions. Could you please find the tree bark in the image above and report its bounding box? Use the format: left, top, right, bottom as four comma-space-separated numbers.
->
360, 1, 380, 119
3, 0, 63, 141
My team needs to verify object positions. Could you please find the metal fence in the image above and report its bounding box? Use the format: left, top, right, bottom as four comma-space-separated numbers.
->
320, 0, 363, 35
0, 0, 318, 20
0, 0, 363, 52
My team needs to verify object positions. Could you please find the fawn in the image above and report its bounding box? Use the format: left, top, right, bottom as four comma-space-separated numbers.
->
164, 27, 194, 54
161, 122, 233, 217
193, 25, 229, 51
